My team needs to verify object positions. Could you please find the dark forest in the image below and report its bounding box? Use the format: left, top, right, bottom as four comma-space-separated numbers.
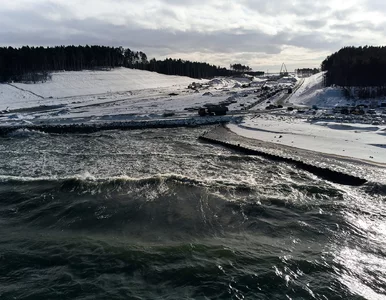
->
0, 45, 261, 83
322, 46, 386, 88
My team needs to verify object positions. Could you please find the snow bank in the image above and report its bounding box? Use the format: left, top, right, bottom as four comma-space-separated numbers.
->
207, 77, 250, 89
2, 68, 200, 100
288, 72, 348, 108
228, 115, 386, 164
288, 72, 386, 110
252, 77, 267, 83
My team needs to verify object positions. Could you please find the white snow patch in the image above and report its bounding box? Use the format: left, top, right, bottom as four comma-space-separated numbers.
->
228, 114, 386, 164
288, 72, 348, 108
9, 68, 198, 99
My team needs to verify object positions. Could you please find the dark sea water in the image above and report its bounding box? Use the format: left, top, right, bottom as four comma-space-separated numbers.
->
0, 127, 385, 300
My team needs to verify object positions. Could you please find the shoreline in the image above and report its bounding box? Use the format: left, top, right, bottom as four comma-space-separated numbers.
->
198, 133, 367, 186
0, 116, 241, 135
201, 124, 386, 183
224, 124, 386, 168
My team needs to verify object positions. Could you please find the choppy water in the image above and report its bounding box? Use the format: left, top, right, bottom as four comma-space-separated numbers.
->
0, 127, 385, 299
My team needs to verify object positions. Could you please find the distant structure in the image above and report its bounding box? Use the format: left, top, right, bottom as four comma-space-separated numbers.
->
280, 63, 288, 76
296, 68, 320, 78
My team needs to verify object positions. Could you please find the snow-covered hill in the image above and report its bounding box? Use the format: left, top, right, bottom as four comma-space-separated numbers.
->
1, 68, 199, 102
0, 68, 275, 126
288, 72, 350, 108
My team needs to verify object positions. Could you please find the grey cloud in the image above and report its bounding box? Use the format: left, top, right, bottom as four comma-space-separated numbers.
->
242, 0, 331, 17
298, 19, 327, 29
331, 22, 375, 32
0, 23, 283, 55
0, 5, 345, 62
158, 0, 215, 7
0, 7, 285, 55
365, 0, 386, 12
285, 33, 348, 51
157, 8, 179, 19
0, 3, 362, 56
0, 0, 384, 70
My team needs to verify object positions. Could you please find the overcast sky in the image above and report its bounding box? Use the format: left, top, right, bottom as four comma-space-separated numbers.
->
1, 0, 385, 71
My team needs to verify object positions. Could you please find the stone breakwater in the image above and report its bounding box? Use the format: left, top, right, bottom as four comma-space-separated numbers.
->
0, 116, 242, 135
199, 132, 367, 186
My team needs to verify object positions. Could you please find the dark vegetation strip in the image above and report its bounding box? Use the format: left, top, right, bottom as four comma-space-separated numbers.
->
198, 135, 367, 186
322, 46, 386, 98
0, 45, 263, 82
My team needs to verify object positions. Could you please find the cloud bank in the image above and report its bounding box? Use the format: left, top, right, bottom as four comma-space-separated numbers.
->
1, 0, 385, 71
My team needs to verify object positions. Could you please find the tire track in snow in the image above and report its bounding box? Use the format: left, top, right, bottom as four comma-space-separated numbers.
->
285, 78, 305, 105
7, 83, 44, 99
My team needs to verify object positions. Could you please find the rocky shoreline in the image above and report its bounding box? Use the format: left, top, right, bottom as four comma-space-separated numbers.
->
0, 116, 241, 135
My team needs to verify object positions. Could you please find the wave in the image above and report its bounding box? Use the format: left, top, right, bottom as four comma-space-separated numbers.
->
361, 182, 386, 196
0, 172, 259, 236
0, 234, 345, 300
0, 173, 256, 192
0, 170, 363, 200
0, 172, 369, 249
5, 128, 49, 137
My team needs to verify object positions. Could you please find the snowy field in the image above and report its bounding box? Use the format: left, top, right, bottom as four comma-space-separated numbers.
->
0, 68, 202, 112
3, 68, 198, 100
0, 68, 296, 126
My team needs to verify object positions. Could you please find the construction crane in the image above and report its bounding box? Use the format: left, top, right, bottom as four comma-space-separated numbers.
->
280, 63, 288, 77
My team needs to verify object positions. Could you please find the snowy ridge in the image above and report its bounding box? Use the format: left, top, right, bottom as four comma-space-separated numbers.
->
288, 72, 348, 108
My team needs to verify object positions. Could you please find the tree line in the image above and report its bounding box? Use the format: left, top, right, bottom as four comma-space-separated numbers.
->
322, 46, 386, 97
230, 63, 252, 72
0, 45, 262, 83
144, 58, 231, 78
295, 68, 319, 77
0, 46, 125, 82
